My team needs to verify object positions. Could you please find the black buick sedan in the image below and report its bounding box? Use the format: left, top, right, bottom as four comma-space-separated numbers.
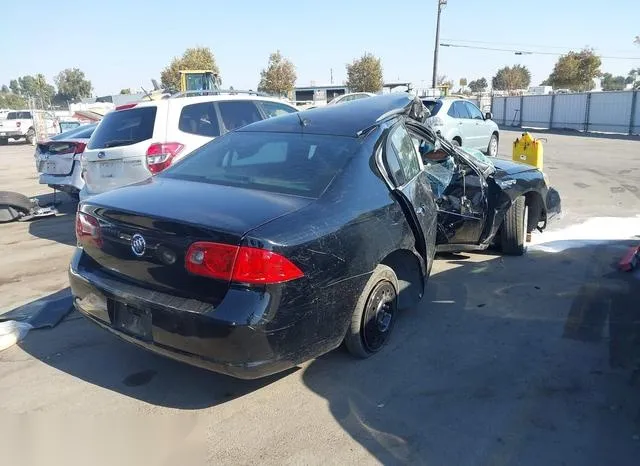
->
69, 93, 560, 379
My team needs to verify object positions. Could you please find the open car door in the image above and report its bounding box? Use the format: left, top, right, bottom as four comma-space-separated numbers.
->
376, 122, 437, 272
405, 121, 489, 249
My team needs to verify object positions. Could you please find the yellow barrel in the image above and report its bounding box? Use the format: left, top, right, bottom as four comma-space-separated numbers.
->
512, 132, 543, 169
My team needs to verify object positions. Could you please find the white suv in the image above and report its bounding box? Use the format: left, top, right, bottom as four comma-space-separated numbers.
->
79, 93, 298, 200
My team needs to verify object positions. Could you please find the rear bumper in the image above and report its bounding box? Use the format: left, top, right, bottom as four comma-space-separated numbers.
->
38, 163, 84, 193
0, 131, 23, 138
68, 250, 324, 379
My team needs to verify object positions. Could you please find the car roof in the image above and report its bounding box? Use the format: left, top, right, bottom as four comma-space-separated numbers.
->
238, 93, 423, 137
133, 93, 295, 109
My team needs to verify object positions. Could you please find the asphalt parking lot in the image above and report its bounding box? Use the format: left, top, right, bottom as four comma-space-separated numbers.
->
1, 130, 640, 465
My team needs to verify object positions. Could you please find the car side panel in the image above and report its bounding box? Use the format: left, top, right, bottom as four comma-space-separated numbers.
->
246, 135, 432, 361
480, 168, 560, 245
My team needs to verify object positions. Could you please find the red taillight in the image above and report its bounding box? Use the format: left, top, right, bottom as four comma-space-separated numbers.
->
185, 242, 304, 285
73, 142, 87, 154
75, 212, 102, 247
146, 142, 184, 174
115, 103, 138, 111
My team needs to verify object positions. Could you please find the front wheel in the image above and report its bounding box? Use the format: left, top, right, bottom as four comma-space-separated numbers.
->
500, 196, 527, 256
345, 265, 399, 358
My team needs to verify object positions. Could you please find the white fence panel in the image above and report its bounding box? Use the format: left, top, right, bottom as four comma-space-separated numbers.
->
588, 91, 633, 134
504, 97, 521, 126
492, 97, 505, 124
551, 94, 587, 131
521, 95, 552, 128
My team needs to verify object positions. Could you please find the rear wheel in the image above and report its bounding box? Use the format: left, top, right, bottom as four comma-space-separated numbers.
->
345, 265, 399, 358
0, 138, 7, 145
487, 134, 499, 157
500, 196, 527, 256
25, 128, 35, 145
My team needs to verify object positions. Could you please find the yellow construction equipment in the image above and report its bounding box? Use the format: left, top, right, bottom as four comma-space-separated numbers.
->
179, 70, 221, 93
512, 132, 544, 169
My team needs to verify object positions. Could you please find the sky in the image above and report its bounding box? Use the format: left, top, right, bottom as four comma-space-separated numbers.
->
1, 0, 638, 96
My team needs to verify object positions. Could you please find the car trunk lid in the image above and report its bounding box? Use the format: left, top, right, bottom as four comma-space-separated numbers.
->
79, 177, 311, 304
36, 139, 87, 175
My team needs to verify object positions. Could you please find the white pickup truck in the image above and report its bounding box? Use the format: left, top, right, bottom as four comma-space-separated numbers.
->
0, 111, 36, 145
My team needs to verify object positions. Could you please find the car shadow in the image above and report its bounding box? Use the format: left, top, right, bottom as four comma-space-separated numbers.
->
27, 192, 78, 246
15, 307, 296, 409
499, 125, 640, 142
302, 240, 640, 465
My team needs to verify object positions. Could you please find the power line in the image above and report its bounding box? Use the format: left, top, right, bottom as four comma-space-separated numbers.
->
439, 43, 640, 60
441, 38, 638, 55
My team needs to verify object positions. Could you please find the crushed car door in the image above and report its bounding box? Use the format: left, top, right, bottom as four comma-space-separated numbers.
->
378, 123, 437, 264
406, 122, 489, 246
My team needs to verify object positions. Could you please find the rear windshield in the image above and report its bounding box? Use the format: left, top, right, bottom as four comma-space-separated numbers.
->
422, 100, 442, 116
87, 107, 157, 149
53, 124, 96, 141
161, 131, 359, 197
7, 111, 31, 119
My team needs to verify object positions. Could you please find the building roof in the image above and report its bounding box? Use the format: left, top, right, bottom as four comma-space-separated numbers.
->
238, 93, 421, 137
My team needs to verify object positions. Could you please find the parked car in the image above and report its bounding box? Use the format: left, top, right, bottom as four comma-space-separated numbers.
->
0, 110, 37, 145
35, 123, 98, 198
69, 94, 560, 379
79, 92, 298, 201
421, 97, 500, 156
327, 92, 376, 105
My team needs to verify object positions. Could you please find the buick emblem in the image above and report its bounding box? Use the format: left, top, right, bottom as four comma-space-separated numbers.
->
131, 234, 146, 257
97, 151, 106, 159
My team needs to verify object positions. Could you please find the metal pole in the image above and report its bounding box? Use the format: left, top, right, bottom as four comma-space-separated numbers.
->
431, 0, 447, 89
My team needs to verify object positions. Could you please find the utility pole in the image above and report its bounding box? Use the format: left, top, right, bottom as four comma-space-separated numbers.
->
431, 0, 447, 89
330, 68, 334, 85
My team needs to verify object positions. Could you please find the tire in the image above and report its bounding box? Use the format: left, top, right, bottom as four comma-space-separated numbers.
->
0, 191, 32, 223
0, 138, 7, 145
69, 191, 80, 201
451, 138, 461, 147
345, 264, 399, 358
487, 134, 499, 157
500, 196, 527, 256
25, 128, 35, 145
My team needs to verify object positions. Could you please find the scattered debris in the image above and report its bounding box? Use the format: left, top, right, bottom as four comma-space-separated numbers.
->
0, 288, 73, 329
0, 321, 32, 351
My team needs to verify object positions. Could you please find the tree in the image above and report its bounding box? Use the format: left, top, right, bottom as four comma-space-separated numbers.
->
120, 88, 132, 94
1, 85, 8, 93
257, 51, 297, 96
544, 48, 601, 91
468, 77, 488, 93
160, 47, 220, 91
601, 73, 626, 91
0, 93, 27, 109
55, 68, 92, 102
492, 65, 531, 92
459, 78, 468, 87
346, 53, 383, 93
629, 68, 640, 89
9, 79, 19, 95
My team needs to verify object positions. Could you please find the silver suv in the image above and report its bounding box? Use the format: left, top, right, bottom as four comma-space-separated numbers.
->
422, 97, 500, 156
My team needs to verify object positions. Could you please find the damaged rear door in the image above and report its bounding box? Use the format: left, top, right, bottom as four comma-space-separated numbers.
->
377, 122, 437, 268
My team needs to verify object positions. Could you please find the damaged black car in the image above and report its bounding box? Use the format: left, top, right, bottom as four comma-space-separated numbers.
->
69, 93, 560, 379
